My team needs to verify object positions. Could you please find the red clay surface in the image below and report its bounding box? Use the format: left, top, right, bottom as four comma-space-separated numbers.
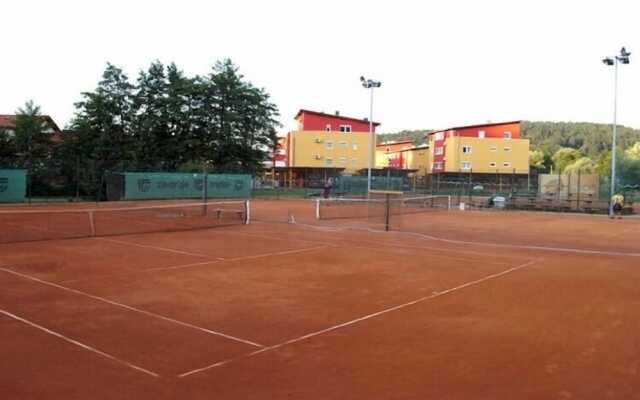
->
1, 199, 640, 399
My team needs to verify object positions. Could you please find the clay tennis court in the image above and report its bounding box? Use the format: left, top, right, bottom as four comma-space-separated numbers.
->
2, 199, 640, 399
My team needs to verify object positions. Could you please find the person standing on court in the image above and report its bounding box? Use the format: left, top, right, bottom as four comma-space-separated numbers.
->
611, 192, 625, 219
323, 177, 333, 199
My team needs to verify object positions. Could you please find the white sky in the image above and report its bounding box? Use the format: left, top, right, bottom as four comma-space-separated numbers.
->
1, 0, 639, 134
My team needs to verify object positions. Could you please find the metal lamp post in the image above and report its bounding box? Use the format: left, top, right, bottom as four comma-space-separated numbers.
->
602, 47, 631, 217
360, 76, 381, 195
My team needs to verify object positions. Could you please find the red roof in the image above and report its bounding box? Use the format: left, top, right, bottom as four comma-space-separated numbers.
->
295, 109, 380, 127
427, 120, 521, 136
0, 114, 61, 132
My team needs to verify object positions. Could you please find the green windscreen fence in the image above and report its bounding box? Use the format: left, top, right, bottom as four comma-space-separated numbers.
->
0, 169, 27, 203
334, 176, 403, 195
118, 172, 252, 200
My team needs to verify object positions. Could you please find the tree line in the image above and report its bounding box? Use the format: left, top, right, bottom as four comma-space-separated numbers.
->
1, 59, 280, 198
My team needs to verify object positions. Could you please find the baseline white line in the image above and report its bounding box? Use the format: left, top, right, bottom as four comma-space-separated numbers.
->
221, 245, 329, 264
96, 237, 210, 258
60, 259, 223, 284
245, 228, 526, 265
0, 309, 159, 377
60, 246, 329, 284
0, 267, 264, 348
290, 221, 640, 257
178, 259, 538, 377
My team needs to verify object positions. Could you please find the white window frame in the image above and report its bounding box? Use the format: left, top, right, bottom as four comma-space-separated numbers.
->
478, 130, 485, 138
489, 146, 497, 152
503, 162, 511, 168
504, 146, 511, 152
489, 162, 497, 168
339, 125, 352, 133
351, 158, 358, 165
433, 161, 444, 170
339, 141, 348, 148
462, 145, 472, 154
339, 156, 347, 164
352, 143, 358, 150
325, 124, 331, 132
434, 147, 444, 156
461, 161, 472, 170
434, 132, 444, 141
503, 131, 512, 139
325, 158, 333, 166
325, 141, 334, 150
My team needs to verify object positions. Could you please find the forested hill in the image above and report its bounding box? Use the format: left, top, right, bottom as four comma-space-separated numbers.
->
521, 121, 640, 158
379, 121, 640, 158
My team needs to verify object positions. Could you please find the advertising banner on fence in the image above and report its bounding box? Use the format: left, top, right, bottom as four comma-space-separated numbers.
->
124, 172, 251, 200
0, 169, 27, 203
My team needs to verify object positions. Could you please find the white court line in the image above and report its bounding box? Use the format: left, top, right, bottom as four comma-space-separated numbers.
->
60, 245, 329, 284
178, 259, 538, 377
249, 226, 524, 263
0, 267, 264, 348
96, 237, 211, 258
217, 229, 339, 248
289, 221, 640, 258
0, 309, 159, 378
60, 259, 223, 284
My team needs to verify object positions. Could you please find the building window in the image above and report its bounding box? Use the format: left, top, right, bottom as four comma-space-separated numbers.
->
434, 132, 444, 141
478, 130, 485, 138
339, 125, 352, 133
325, 158, 333, 166
503, 162, 511, 168
490, 146, 497, 152
352, 143, 358, 150
504, 147, 511, 152
461, 161, 472, 170
339, 157, 347, 164
325, 141, 334, 150
433, 161, 443, 170
351, 158, 358, 165
325, 124, 331, 132
339, 141, 348, 148
503, 131, 512, 139
462, 145, 472, 154
489, 162, 497, 168
434, 147, 444, 155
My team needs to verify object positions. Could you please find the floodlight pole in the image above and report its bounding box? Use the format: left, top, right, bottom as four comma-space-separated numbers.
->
609, 59, 619, 218
361, 76, 381, 196
603, 47, 630, 217
367, 86, 374, 195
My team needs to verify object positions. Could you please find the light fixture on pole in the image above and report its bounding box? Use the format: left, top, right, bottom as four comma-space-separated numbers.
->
602, 47, 631, 218
360, 76, 381, 195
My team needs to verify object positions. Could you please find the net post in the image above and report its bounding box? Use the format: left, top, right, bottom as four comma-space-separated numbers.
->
244, 200, 251, 224
384, 193, 390, 232
447, 195, 452, 210
315, 198, 321, 220
89, 210, 96, 237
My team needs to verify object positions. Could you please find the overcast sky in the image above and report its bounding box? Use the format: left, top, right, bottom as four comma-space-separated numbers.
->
1, 0, 639, 134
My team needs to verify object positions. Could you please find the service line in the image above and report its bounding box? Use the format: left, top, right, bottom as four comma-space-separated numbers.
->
179, 259, 538, 377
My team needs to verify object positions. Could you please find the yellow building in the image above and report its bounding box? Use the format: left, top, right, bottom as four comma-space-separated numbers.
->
376, 145, 431, 176
440, 136, 530, 173
288, 130, 374, 173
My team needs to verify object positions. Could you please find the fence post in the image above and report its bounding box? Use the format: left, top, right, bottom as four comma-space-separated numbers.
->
576, 171, 581, 210
75, 156, 81, 202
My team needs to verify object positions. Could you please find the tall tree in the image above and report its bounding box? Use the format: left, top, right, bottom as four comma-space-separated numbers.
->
14, 100, 50, 159
71, 63, 134, 164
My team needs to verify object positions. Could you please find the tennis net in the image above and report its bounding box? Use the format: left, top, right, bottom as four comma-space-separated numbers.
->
316, 195, 451, 230
0, 200, 249, 244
